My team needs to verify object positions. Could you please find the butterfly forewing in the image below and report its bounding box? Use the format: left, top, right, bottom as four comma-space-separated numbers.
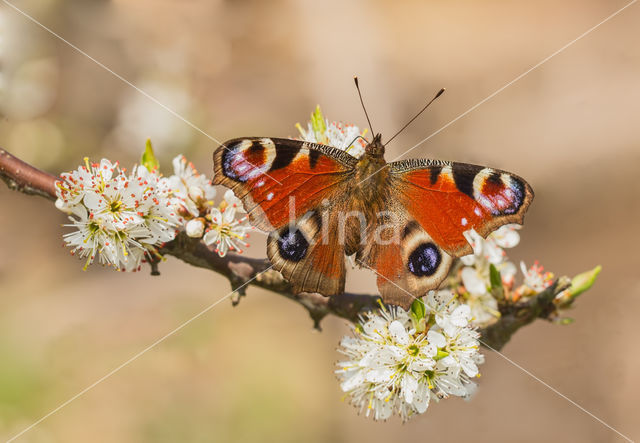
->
389, 159, 534, 256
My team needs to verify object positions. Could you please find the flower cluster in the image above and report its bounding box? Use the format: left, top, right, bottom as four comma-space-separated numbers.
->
429, 224, 558, 329
515, 261, 554, 299
296, 106, 368, 158
55, 142, 253, 270
197, 189, 252, 257
456, 225, 520, 327
55, 158, 180, 271
168, 155, 253, 257
168, 154, 217, 218
336, 293, 483, 422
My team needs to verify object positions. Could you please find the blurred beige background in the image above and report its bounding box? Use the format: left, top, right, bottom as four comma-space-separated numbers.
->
1, 0, 639, 442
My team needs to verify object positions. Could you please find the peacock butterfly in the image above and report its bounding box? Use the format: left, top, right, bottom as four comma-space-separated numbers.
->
212, 86, 534, 308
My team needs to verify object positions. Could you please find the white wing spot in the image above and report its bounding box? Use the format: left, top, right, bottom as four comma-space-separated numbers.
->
266, 192, 274, 201
260, 138, 276, 150
461, 217, 468, 226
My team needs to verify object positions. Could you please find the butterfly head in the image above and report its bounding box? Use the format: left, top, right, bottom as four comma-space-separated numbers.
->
365, 133, 385, 158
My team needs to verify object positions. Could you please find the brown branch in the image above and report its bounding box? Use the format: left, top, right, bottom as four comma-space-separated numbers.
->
158, 232, 381, 329
0, 148, 59, 201
0, 147, 565, 348
481, 281, 569, 350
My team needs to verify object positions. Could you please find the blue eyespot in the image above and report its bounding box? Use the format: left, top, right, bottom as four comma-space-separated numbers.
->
277, 226, 308, 262
407, 243, 441, 277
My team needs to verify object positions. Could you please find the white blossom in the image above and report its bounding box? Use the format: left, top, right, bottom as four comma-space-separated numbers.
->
465, 292, 500, 327
461, 225, 520, 266
336, 296, 483, 422
425, 291, 472, 337
520, 261, 553, 292
169, 154, 216, 217
296, 106, 368, 158
222, 188, 246, 214
55, 158, 179, 271
458, 226, 519, 328
203, 191, 252, 257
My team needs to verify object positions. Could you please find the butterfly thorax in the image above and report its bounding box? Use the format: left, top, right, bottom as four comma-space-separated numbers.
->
342, 134, 390, 254
355, 134, 388, 199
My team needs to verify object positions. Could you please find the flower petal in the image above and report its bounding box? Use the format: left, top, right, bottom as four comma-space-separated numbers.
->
413, 382, 430, 413
427, 330, 446, 348
461, 267, 487, 295
365, 368, 394, 383
389, 321, 410, 345
401, 373, 418, 404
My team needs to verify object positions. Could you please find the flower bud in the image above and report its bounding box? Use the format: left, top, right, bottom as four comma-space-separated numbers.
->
185, 218, 205, 238
188, 185, 205, 201
55, 198, 68, 212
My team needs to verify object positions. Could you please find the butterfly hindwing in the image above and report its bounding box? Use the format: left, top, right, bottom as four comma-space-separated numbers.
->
359, 201, 454, 309
389, 159, 534, 256
267, 209, 346, 295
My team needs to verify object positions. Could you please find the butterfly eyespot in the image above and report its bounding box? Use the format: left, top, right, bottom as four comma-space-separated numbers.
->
407, 242, 441, 277
221, 139, 275, 182
277, 226, 308, 262
500, 175, 525, 214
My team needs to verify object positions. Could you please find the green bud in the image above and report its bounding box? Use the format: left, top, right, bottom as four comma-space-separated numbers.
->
411, 298, 426, 320
310, 106, 326, 141
569, 265, 602, 299
489, 263, 504, 299
410, 298, 427, 332
141, 139, 160, 172
434, 350, 449, 360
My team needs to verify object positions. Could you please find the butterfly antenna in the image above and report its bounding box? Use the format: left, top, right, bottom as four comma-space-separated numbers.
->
384, 88, 445, 146
354, 76, 375, 136
345, 134, 368, 153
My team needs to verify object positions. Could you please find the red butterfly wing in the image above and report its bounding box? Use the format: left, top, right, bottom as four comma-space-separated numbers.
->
213, 137, 357, 295
358, 200, 455, 309
213, 137, 356, 231
389, 159, 534, 256
358, 160, 533, 308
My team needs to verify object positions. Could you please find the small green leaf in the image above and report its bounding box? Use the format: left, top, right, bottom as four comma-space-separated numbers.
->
557, 317, 575, 325
310, 105, 326, 141
410, 298, 427, 332
141, 139, 159, 172
489, 264, 502, 290
411, 298, 426, 320
569, 265, 602, 298
434, 350, 449, 361
489, 263, 504, 299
